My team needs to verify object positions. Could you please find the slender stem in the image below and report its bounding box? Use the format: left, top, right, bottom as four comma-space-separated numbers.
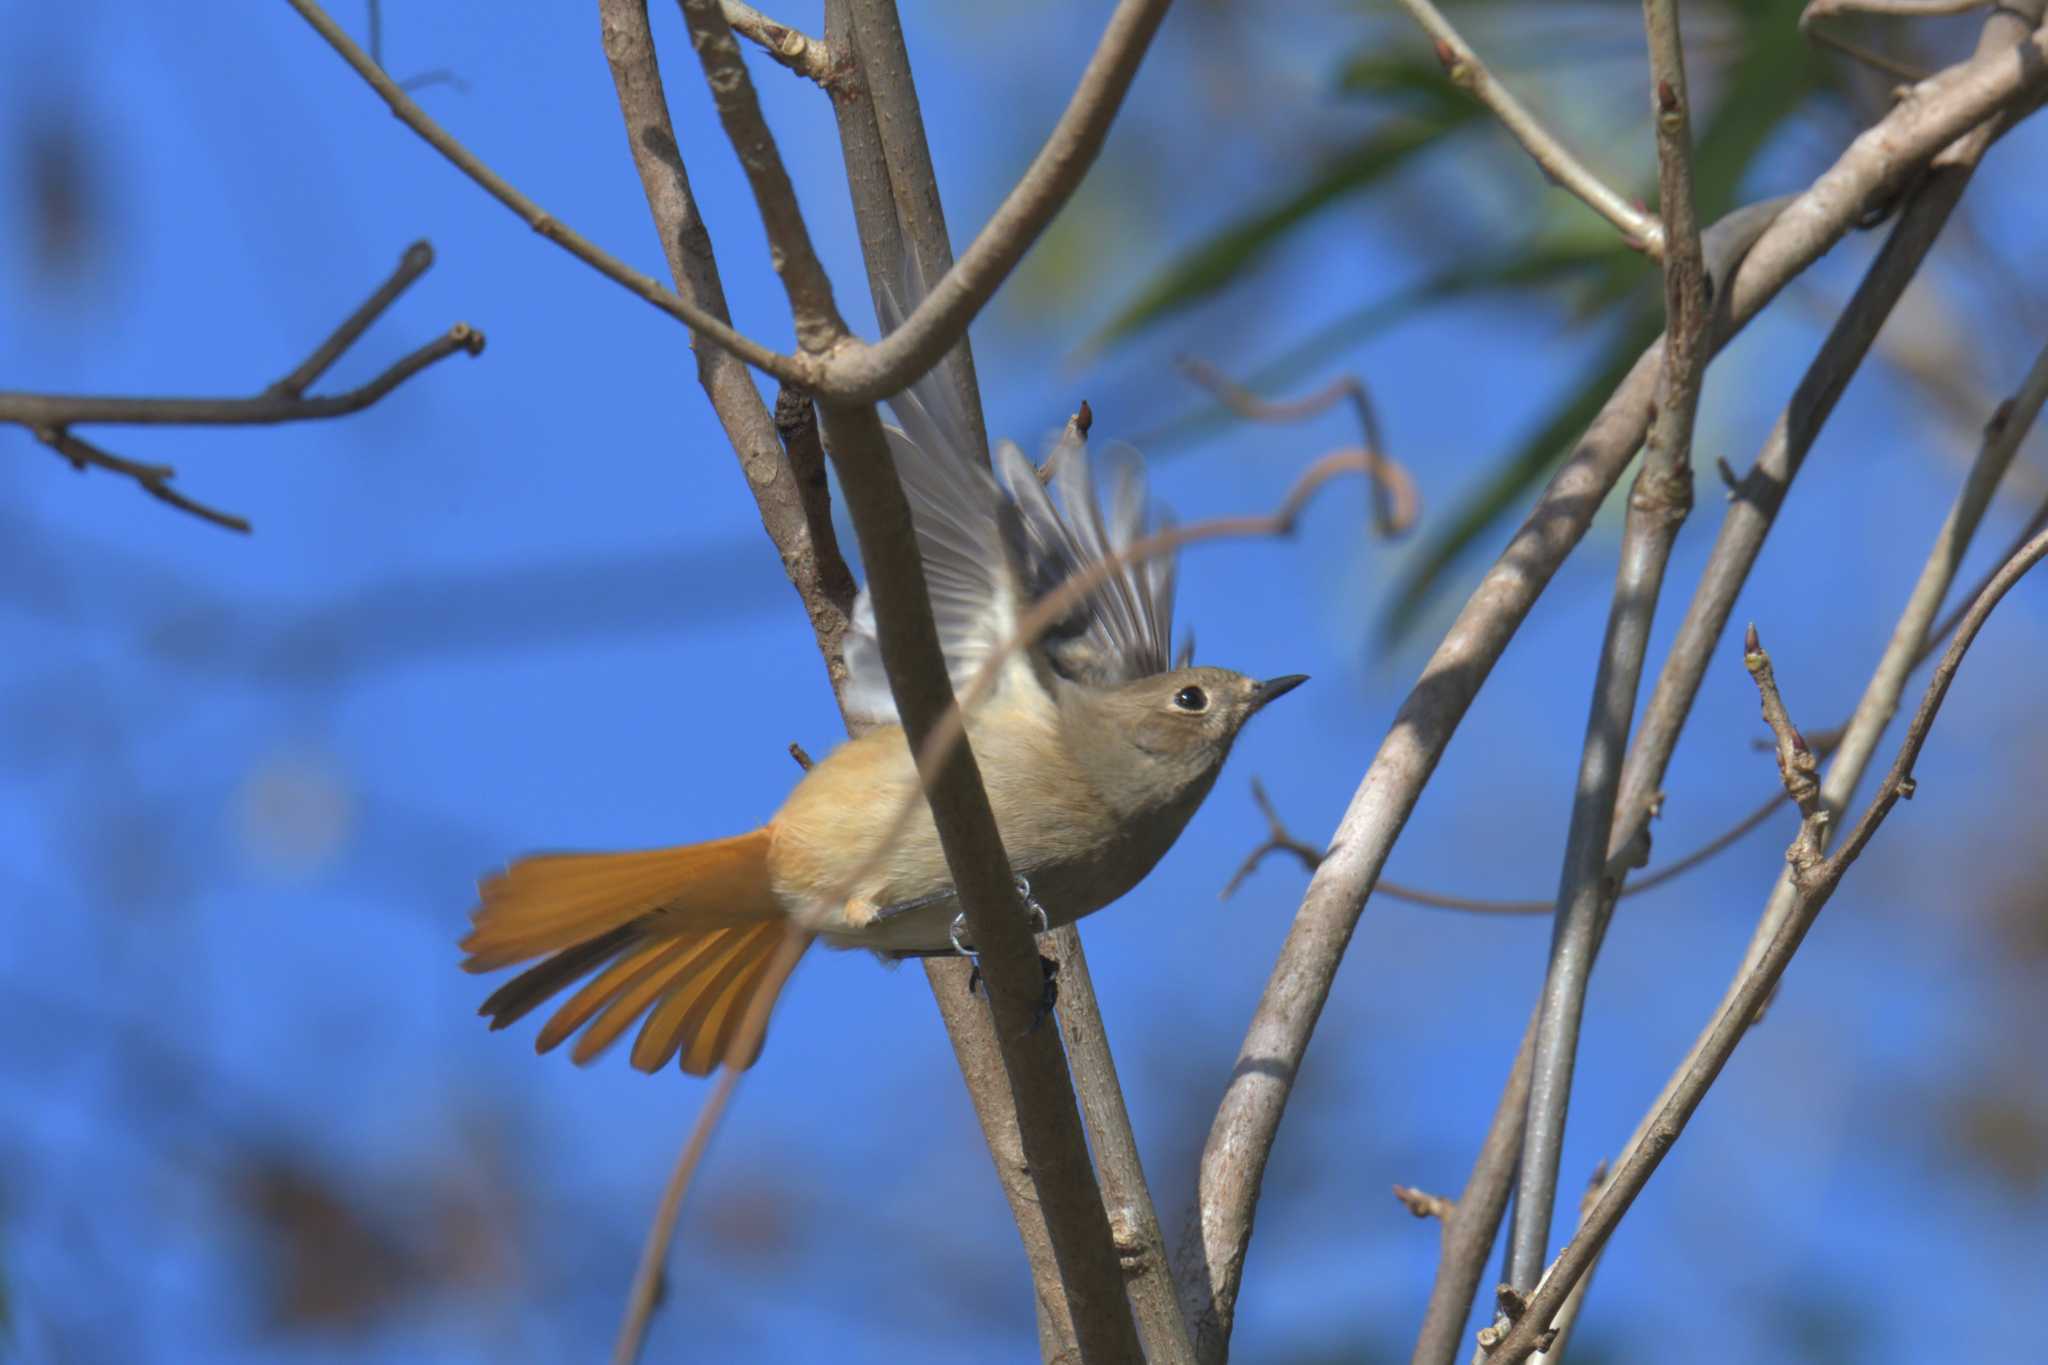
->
843, 0, 992, 462
611, 1069, 741, 1365
819, 400, 1143, 1363
1425, 10, 2047, 1351
285, 0, 816, 385
1486, 525, 2048, 1363
1503, 0, 1707, 1296
1050, 924, 1198, 1365
1408, 1015, 1535, 1365
0, 321, 481, 427
1388, 0, 1664, 255
720, 0, 833, 83
1181, 196, 1818, 1365
4, 240, 480, 533
1211, 34, 2048, 1354
597, 0, 856, 701
676, 0, 849, 353
821, 0, 1176, 404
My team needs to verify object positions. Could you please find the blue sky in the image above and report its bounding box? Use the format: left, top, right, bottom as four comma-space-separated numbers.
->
3, 2, 2044, 1361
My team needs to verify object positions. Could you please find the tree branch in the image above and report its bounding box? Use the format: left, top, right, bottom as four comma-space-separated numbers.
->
818, 400, 1142, 1362
287, 0, 818, 386
1501, 0, 1707, 1298
598, 0, 855, 700
1049, 924, 1198, 1365
1192, 31, 2048, 1351
676, 0, 849, 352
819, 0, 1175, 404
720, 0, 833, 84
1390, 0, 1664, 255
1486, 523, 2048, 1361
2, 240, 481, 533
1417, 11, 2045, 1353
842, 0, 994, 461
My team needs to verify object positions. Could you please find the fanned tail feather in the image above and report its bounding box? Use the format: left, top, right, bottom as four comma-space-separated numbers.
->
461, 831, 804, 1075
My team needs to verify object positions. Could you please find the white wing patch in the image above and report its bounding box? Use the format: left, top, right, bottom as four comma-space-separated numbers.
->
842, 268, 1177, 729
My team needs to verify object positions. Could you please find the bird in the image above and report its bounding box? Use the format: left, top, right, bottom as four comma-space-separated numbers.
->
459, 291, 1306, 1078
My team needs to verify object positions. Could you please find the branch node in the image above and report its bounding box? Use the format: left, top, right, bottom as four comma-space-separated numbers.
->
1393, 1184, 1456, 1221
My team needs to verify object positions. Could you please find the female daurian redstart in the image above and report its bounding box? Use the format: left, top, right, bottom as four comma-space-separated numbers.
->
461, 299, 1304, 1075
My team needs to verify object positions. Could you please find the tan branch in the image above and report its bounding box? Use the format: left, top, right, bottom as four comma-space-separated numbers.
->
1, 240, 481, 532
287, 0, 817, 387
1176, 358, 1418, 538
1391, 0, 1664, 255
1486, 522, 2048, 1362
721, 0, 834, 84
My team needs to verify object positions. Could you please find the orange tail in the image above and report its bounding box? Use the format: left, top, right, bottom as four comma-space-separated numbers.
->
460, 830, 807, 1075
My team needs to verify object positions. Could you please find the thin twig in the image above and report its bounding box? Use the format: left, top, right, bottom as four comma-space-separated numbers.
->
2, 241, 480, 532
1388, 0, 1664, 255
1487, 526, 2048, 1360
1176, 357, 1418, 537
287, 0, 816, 385
1224, 777, 1790, 915
677, 0, 848, 353
611, 1067, 740, 1365
1502, 0, 1708, 1299
842, 0, 993, 461
721, 0, 834, 84
1181, 196, 1811, 1365
1425, 13, 2043, 1348
32, 428, 252, 533
818, 400, 1144, 1363
822, 0, 1176, 404
598, 0, 856, 704
1049, 924, 1199, 1365
1201, 35, 2048, 1349
821, 7, 1102, 1348
1802, 0, 1986, 21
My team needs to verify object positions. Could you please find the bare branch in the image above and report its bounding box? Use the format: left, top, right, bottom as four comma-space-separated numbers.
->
287, 0, 817, 386
598, 0, 856, 700
841, 0, 994, 461
1049, 924, 1198, 1365
821, 0, 1175, 404
1803, 0, 1987, 22
611, 1067, 740, 1365
1220, 778, 1326, 900
1180, 196, 1798, 1365
1176, 357, 1418, 538
1225, 777, 1787, 916
1, 240, 481, 532
1422, 12, 2045, 1349
1487, 522, 2048, 1361
721, 0, 834, 84
676, 0, 849, 351
1409, 1017, 1536, 1364
1501, 0, 1709, 1298
1197, 33, 2048, 1345
819, 400, 1142, 1361
1389, 0, 1664, 255
1394, 1185, 1457, 1222
32, 428, 252, 533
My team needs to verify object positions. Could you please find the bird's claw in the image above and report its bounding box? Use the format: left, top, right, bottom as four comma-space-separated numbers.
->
955, 878, 1055, 1002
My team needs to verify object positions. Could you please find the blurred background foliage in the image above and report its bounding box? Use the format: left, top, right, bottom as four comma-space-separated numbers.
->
1, 0, 2043, 1361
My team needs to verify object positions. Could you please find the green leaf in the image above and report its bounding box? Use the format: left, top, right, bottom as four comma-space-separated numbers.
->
1130, 239, 1637, 452
1378, 311, 1663, 645
1085, 105, 1484, 348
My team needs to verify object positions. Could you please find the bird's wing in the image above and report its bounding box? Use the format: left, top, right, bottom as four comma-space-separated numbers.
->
841, 266, 1176, 728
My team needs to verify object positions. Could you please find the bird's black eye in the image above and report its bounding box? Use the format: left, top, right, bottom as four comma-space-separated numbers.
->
1173, 685, 1208, 712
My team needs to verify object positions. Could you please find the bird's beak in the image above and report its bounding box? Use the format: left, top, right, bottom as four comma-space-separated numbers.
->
1251, 674, 1309, 709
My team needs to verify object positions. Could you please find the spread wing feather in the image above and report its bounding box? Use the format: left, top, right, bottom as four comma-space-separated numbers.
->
841, 263, 1177, 727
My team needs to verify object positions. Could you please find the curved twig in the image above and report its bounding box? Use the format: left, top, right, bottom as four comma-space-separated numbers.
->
1486, 522, 2048, 1363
